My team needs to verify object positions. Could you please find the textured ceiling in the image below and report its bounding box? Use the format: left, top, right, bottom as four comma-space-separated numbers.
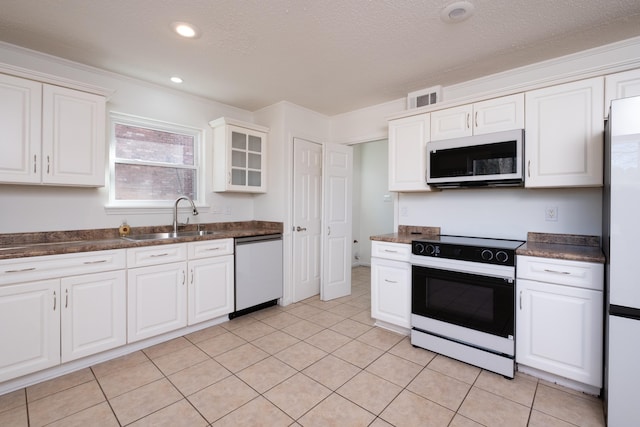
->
1, 0, 640, 115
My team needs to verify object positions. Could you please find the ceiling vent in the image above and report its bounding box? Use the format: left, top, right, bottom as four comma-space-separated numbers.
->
407, 85, 442, 109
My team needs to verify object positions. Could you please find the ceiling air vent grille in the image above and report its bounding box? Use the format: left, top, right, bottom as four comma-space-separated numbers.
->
407, 85, 442, 109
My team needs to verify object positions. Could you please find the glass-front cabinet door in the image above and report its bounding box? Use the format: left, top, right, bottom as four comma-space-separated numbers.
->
210, 117, 268, 193
231, 129, 263, 188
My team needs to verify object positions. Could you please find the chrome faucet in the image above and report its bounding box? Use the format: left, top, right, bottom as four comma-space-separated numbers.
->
173, 196, 199, 233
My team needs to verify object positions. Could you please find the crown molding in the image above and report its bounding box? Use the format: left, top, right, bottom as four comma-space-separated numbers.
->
0, 57, 115, 98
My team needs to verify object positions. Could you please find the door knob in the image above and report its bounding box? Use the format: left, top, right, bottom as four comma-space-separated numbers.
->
296, 226, 307, 232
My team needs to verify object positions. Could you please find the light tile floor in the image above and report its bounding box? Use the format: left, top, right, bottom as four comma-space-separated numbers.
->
0, 266, 605, 426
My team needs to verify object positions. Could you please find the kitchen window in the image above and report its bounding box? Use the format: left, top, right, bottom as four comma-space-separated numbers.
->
108, 112, 203, 209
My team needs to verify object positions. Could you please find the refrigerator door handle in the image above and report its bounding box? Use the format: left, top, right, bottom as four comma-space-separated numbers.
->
610, 304, 640, 320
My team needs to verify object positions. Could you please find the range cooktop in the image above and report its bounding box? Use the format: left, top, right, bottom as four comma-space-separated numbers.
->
411, 235, 525, 266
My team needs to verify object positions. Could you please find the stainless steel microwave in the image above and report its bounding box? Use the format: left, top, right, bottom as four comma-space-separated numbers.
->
426, 129, 524, 188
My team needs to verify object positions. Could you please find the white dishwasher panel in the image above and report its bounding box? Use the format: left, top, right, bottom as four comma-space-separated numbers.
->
234, 235, 283, 313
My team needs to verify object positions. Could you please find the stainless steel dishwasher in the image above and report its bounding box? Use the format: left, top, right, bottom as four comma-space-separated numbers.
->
231, 234, 283, 318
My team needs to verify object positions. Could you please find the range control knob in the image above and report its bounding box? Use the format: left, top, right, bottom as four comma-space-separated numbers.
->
425, 244, 437, 255
413, 243, 424, 255
496, 251, 509, 263
481, 249, 494, 261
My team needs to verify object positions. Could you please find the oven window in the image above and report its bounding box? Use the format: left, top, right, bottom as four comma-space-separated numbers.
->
412, 266, 514, 338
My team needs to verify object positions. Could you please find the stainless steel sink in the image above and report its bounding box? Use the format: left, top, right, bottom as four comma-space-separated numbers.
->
122, 230, 223, 241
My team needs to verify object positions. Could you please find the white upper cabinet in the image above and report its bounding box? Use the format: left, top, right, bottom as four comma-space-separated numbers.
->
430, 94, 524, 141
605, 68, 640, 116
0, 74, 106, 187
430, 104, 472, 140
42, 85, 106, 186
0, 73, 106, 187
0, 73, 42, 184
525, 77, 604, 188
388, 113, 433, 192
210, 117, 269, 193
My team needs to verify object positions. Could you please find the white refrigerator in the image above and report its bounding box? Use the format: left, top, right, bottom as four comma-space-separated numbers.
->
604, 95, 640, 426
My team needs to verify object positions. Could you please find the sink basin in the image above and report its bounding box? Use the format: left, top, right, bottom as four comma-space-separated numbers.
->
123, 230, 222, 241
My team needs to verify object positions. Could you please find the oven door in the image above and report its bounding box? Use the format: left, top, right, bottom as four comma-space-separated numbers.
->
412, 265, 514, 340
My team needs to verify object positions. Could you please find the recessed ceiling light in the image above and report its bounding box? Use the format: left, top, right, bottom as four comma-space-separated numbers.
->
441, 1, 475, 23
171, 22, 200, 38
170, 76, 183, 84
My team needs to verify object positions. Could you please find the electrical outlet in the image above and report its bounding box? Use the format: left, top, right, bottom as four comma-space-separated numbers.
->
400, 206, 409, 217
545, 206, 558, 222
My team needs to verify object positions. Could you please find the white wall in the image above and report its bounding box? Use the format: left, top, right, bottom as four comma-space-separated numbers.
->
330, 98, 404, 145
253, 101, 330, 306
354, 140, 394, 265
399, 188, 602, 241
0, 42, 257, 233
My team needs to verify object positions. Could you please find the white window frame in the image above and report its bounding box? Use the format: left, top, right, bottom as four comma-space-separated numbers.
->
106, 112, 206, 213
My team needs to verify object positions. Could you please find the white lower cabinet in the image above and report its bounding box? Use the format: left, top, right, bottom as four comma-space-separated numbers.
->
0, 280, 60, 383
61, 270, 126, 363
187, 239, 234, 325
516, 256, 604, 388
127, 239, 235, 341
371, 241, 411, 330
0, 239, 237, 384
0, 250, 127, 382
127, 261, 188, 343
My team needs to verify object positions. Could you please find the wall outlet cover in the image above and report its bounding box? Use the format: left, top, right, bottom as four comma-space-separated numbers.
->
545, 206, 558, 221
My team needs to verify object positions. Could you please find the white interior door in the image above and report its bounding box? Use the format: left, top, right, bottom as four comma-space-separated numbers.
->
321, 143, 353, 301
292, 138, 322, 302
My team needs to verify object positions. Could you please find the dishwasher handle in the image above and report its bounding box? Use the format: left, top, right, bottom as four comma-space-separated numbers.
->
235, 234, 283, 245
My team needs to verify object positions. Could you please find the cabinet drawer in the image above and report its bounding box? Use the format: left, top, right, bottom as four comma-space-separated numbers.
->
371, 241, 411, 262
516, 255, 603, 291
188, 238, 234, 259
127, 244, 187, 268
0, 250, 126, 286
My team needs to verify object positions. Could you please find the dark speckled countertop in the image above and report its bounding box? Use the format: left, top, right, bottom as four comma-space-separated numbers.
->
370, 225, 441, 245
0, 221, 283, 260
516, 232, 605, 263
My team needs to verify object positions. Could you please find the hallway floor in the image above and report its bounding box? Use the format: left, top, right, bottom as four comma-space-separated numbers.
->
0, 266, 605, 426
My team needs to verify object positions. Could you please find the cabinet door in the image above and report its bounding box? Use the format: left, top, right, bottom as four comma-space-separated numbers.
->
388, 113, 432, 192
516, 279, 603, 387
188, 255, 234, 325
127, 262, 187, 343
0, 74, 42, 184
61, 270, 126, 363
430, 104, 472, 141
0, 280, 60, 382
525, 77, 604, 187
42, 85, 106, 187
214, 125, 266, 193
605, 68, 640, 117
473, 94, 524, 135
371, 257, 411, 328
